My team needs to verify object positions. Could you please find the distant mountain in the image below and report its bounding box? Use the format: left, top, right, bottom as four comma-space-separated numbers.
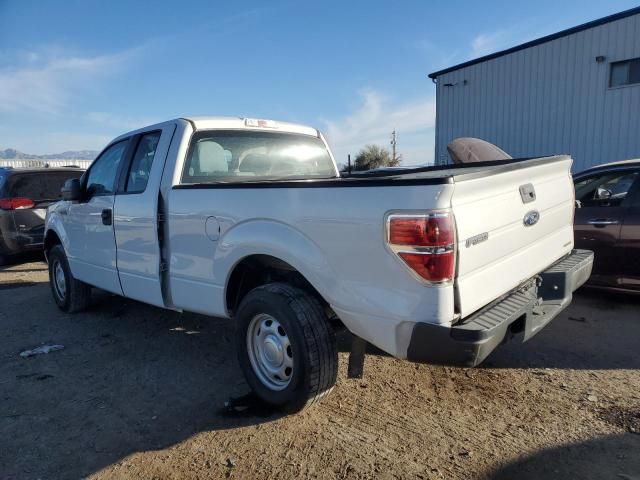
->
0, 148, 98, 160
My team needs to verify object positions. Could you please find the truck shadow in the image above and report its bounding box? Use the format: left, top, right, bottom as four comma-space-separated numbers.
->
2, 288, 288, 479
489, 433, 640, 479
2, 284, 638, 478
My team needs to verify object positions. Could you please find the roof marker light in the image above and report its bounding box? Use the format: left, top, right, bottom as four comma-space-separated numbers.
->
244, 118, 278, 129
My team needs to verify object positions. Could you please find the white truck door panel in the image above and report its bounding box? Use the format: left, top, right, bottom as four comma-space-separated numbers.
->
66, 195, 122, 294
114, 124, 176, 307
64, 140, 129, 295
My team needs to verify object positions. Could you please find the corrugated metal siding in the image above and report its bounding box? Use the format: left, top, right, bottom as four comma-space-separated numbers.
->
434, 13, 640, 171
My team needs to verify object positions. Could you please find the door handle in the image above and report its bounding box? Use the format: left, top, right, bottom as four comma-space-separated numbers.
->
101, 209, 113, 226
587, 218, 619, 227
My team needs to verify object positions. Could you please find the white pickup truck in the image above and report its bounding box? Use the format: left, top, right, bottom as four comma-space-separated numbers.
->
44, 117, 593, 411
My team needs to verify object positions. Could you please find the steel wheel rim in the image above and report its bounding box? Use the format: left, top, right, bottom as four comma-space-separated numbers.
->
246, 313, 293, 391
52, 260, 66, 301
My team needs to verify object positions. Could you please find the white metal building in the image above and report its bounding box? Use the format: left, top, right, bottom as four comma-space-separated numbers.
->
429, 7, 640, 171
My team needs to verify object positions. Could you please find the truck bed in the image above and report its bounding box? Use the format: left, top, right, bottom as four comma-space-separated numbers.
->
175, 156, 566, 189
169, 152, 574, 356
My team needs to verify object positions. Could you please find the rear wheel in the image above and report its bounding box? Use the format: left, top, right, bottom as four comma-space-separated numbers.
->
48, 245, 91, 313
235, 282, 338, 412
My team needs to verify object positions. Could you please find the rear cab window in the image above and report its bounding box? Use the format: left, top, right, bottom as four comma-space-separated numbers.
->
181, 130, 337, 184
126, 131, 161, 193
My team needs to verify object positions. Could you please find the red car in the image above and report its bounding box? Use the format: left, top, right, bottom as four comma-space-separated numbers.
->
574, 159, 640, 292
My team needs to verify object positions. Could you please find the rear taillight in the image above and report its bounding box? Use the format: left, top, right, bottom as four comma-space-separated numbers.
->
389, 215, 455, 246
387, 211, 456, 283
0, 197, 35, 210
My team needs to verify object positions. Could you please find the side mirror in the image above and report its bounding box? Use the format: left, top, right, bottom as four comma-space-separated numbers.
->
596, 187, 612, 200
62, 178, 82, 201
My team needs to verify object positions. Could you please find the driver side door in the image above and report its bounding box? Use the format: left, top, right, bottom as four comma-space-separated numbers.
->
574, 168, 639, 287
64, 139, 130, 294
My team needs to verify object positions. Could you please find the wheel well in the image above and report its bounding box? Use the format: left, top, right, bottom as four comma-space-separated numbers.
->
225, 255, 327, 316
44, 230, 61, 258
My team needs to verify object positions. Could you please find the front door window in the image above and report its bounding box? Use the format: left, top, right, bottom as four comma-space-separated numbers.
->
85, 140, 128, 197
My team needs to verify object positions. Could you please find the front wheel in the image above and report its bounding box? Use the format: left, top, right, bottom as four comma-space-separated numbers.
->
48, 245, 91, 313
235, 283, 338, 412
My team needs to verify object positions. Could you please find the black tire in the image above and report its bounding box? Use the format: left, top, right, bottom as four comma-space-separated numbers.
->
48, 244, 91, 313
235, 282, 338, 412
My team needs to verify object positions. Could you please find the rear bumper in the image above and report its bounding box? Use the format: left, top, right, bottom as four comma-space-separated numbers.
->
0, 230, 44, 255
406, 249, 594, 367
0, 215, 44, 256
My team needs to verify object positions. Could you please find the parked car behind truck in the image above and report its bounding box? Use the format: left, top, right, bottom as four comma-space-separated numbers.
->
574, 159, 640, 292
44, 117, 593, 411
0, 167, 84, 265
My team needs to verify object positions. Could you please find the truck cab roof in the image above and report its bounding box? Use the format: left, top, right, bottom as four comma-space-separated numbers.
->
112, 117, 319, 145
185, 117, 319, 137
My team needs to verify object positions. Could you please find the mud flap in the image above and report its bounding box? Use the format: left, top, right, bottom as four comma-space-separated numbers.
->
347, 335, 367, 378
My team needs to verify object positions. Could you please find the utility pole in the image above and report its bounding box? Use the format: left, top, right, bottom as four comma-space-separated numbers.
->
390, 129, 397, 162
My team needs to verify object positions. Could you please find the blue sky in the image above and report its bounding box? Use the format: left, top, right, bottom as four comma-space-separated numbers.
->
0, 0, 637, 165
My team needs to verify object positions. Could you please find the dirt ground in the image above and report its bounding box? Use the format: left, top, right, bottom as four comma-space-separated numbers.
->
1, 259, 639, 480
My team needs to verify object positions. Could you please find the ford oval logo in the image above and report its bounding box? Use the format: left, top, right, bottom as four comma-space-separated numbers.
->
523, 210, 540, 227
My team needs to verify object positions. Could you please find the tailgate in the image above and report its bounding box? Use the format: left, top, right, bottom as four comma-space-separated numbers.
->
451, 155, 575, 318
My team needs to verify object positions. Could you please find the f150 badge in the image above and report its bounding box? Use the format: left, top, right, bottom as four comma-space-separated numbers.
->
523, 210, 540, 227
465, 232, 489, 248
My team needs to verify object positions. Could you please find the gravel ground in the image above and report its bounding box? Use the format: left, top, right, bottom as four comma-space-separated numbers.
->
1, 260, 639, 480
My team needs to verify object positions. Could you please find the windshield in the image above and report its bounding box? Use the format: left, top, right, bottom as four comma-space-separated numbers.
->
181, 130, 336, 183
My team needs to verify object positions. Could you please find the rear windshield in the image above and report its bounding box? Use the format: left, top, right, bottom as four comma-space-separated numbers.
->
181, 130, 336, 183
5, 171, 84, 201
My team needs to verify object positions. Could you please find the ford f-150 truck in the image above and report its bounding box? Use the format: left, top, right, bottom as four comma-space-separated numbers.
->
44, 117, 593, 411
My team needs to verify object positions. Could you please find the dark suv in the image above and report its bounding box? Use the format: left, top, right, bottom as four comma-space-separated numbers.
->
0, 167, 84, 265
